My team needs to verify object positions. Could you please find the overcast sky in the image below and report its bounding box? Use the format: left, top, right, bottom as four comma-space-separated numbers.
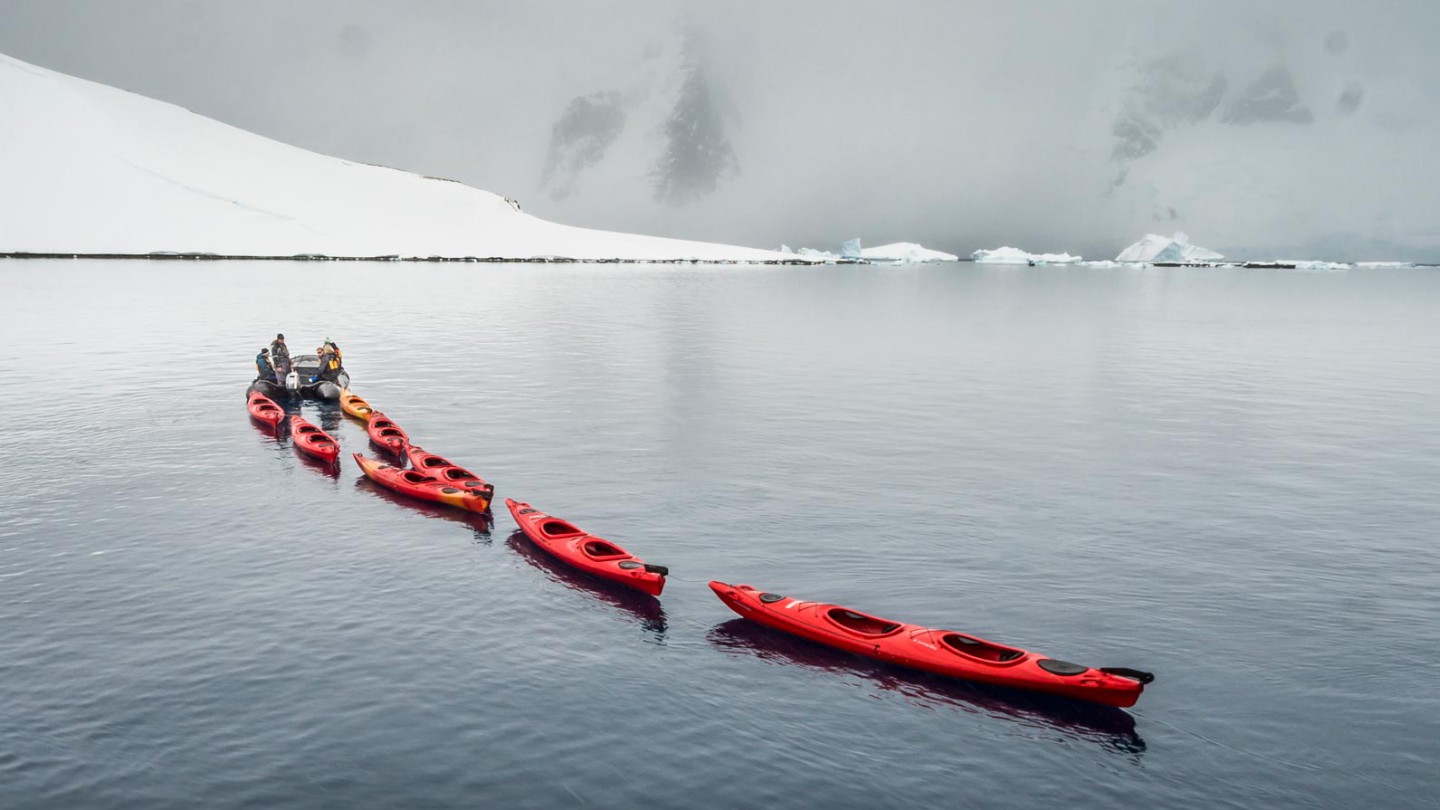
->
2, 0, 1438, 259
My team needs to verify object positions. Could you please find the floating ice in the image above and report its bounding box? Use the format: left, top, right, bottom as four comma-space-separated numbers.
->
971, 246, 1083, 264
1115, 232, 1224, 263
859, 242, 959, 263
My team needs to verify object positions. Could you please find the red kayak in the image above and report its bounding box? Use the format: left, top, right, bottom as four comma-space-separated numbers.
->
354, 454, 491, 512
708, 582, 1153, 708
289, 415, 340, 463
406, 446, 495, 500
247, 392, 284, 426
365, 412, 410, 456
506, 499, 667, 596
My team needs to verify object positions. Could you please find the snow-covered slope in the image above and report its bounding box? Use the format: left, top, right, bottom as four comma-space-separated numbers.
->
0, 51, 797, 261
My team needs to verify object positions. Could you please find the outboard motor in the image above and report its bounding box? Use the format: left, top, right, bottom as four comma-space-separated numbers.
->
285, 370, 300, 392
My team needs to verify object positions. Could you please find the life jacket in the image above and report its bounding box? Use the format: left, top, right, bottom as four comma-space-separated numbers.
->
324, 345, 342, 371
256, 353, 273, 377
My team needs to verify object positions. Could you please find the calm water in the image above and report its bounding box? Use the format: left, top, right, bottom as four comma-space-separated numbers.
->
2, 260, 1438, 809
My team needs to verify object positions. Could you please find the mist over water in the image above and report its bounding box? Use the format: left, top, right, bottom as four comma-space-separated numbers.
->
1, 0, 1437, 259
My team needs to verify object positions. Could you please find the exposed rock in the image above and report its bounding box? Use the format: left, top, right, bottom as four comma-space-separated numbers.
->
1222, 66, 1313, 125
539, 92, 626, 200
1336, 83, 1364, 116
653, 63, 737, 206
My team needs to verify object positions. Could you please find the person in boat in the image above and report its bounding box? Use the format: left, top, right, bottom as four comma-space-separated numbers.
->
269, 333, 291, 377
255, 347, 276, 382
312, 339, 344, 383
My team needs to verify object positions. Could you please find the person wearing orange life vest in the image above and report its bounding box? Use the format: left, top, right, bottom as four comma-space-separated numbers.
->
312, 338, 344, 383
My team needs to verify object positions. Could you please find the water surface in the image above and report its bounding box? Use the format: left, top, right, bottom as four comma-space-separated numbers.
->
2, 260, 1437, 808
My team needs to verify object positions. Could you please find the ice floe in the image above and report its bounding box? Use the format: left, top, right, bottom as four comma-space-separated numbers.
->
971, 246, 1083, 264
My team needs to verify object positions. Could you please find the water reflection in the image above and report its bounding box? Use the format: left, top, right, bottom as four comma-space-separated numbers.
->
352, 477, 494, 541
506, 531, 668, 640
707, 619, 1145, 756
308, 402, 345, 436
294, 447, 341, 479
248, 418, 284, 442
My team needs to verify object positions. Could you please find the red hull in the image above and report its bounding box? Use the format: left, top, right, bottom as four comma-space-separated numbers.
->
406, 446, 495, 500
365, 412, 410, 456
506, 499, 666, 596
708, 581, 1151, 708
289, 415, 339, 463
354, 454, 491, 512
247, 392, 284, 426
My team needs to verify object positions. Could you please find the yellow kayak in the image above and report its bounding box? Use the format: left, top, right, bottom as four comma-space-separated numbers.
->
340, 389, 374, 422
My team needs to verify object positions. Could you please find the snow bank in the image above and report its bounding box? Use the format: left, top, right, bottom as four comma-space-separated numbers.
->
1271, 260, 1351, 271
1115, 232, 1223, 263
970, 247, 1083, 264
859, 242, 959, 263
0, 51, 804, 262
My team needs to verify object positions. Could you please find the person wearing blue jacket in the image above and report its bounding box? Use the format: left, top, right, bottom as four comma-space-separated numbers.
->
255, 347, 276, 382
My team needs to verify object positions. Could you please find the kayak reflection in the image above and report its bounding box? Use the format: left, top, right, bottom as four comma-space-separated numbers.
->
707, 618, 1145, 756
505, 531, 667, 639
309, 402, 346, 437
295, 445, 341, 479
353, 477, 494, 542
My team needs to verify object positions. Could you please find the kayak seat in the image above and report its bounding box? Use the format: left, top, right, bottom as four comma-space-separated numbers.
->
401, 471, 436, 484
1036, 659, 1089, 676
941, 634, 1026, 662
828, 608, 901, 636
540, 519, 584, 537
582, 540, 627, 560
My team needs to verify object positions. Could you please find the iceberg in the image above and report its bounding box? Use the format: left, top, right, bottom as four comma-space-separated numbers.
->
859, 242, 959, 263
970, 247, 1083, 265
1115, 232, 1224, 263
784, 239, 958, 263
0, 51, 810, 262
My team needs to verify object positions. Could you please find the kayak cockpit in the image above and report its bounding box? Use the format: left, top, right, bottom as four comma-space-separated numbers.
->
581, 539, 629, 560
826, 608, 902, 637
437, 467, 478, 481
941, 633, 1025, 663
400, 471, 438, 485
540, 519, 584, 538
